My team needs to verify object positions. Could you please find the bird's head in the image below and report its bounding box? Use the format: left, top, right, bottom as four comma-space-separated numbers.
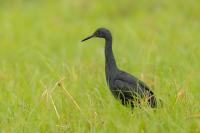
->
81, 28, 112, 42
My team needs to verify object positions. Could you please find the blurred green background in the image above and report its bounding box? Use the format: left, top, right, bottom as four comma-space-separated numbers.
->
0, 0, 200, 132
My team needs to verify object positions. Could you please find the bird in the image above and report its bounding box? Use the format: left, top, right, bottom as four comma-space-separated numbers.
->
81, 28, 157, 108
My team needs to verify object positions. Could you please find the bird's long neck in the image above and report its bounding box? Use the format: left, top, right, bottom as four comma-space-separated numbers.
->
105, 36, 118, 81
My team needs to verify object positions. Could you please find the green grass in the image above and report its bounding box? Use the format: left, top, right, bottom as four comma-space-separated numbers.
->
0, 0, 200, 132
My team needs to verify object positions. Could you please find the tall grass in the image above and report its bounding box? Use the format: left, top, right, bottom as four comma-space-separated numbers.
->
0, 0, 200, 132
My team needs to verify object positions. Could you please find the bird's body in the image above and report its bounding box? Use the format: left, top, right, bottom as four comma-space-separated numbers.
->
82, 28, 157, 108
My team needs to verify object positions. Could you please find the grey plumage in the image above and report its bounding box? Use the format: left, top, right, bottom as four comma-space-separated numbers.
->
81, 28, 157, 108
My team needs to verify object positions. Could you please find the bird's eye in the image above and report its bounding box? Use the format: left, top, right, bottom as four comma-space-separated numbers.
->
94, 31, 103, 37
98, 32, 102, 36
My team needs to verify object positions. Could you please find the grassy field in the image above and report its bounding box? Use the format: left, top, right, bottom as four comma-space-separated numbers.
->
0, 0, 200, 132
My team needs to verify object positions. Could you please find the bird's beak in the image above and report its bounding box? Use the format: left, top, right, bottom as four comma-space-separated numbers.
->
81, 34, 95, 42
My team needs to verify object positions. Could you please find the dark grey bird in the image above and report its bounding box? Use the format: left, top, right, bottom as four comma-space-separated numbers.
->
81, 28, 157, 108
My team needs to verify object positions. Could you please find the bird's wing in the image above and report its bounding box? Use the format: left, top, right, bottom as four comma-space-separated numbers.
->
113, 71, 157, 107
113, 71, 152, 97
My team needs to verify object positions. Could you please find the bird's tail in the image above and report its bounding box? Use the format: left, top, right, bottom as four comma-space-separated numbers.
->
148, 95, 157, 108
148, 94, 164, 108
